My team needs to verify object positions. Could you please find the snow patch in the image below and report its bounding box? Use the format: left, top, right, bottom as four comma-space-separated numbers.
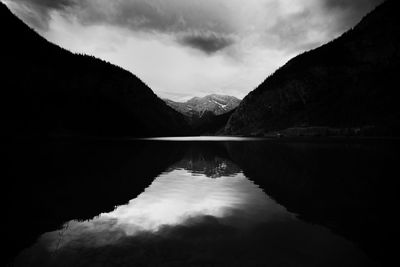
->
212, 100, 228, 109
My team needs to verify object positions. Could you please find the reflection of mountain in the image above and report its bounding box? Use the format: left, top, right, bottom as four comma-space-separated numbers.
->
167, 143, 241, 177
3, 140, 185, 262
6, 139, 396, 266
225, 140, 400, 265
14, 160, 371, 267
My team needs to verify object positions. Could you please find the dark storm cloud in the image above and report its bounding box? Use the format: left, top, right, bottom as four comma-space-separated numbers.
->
179, 32, 235, 54
7, 0, 236, 54
74, 0, 236, 54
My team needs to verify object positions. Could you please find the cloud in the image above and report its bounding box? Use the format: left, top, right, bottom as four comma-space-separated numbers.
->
178, 32, 235, 54
320, 0, 385, 32
247, 0, 385, 54
323, 0, 384, 10
3, 0, 386, 99
262, 8, 322, 53
7, 0, 385, 54
6, 0, 75, 29
7, 0, 237, 54
14, 0, 75, 10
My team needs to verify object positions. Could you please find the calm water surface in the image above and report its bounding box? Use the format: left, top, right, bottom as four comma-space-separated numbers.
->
6, 137, 399, 266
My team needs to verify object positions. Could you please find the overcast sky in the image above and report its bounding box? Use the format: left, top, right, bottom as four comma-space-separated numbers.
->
4, 0, 384, 101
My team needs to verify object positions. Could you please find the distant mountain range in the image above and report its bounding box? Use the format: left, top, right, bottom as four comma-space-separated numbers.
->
164, 95, 241, 118
164, 95, 240, 135
225, 0, 400, 137
1, 3, 189, 137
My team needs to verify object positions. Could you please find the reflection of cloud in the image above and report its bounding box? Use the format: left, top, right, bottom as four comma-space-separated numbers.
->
25, 169, 290, 249
14, 166, 371, 266
103, 169, 285, 234
15, 212, 370, 266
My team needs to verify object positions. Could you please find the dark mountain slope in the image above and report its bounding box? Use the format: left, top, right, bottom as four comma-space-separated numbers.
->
0, 3, 189, 137
190, 109, 237, 135
225, 0, 400, 136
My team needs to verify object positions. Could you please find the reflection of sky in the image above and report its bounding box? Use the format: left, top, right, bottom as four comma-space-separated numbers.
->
103, 169, 291, 234
15, 165, 372, 266
38, 169, 293, 250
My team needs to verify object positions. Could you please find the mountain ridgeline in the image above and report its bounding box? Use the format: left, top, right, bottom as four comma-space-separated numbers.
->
164, 95, 240, 134
225, 0, 400, 137
164, 95, 240, 117
1, 3, 189, 137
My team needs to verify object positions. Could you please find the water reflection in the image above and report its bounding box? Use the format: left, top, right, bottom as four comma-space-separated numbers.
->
14, 144, 374, 267
168, 143, 241, 177
142, 136, 265, 141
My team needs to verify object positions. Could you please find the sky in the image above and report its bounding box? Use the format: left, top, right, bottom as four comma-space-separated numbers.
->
4, 0, 384, 101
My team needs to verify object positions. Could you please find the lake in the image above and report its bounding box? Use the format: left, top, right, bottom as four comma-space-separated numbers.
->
4, 137, 399, 266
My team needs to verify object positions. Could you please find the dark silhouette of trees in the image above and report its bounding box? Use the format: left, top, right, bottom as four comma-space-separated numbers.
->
226, 0, 400, 136
0, 3, 189, 137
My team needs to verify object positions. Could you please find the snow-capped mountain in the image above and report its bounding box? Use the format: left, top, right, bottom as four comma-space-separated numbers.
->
164, 94, 241, 118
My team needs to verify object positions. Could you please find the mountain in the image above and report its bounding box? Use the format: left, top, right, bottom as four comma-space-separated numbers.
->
0, 3, 189, 138
164, 94, 241, 118
164, 94, 240, 135
225, 0, 400, 137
